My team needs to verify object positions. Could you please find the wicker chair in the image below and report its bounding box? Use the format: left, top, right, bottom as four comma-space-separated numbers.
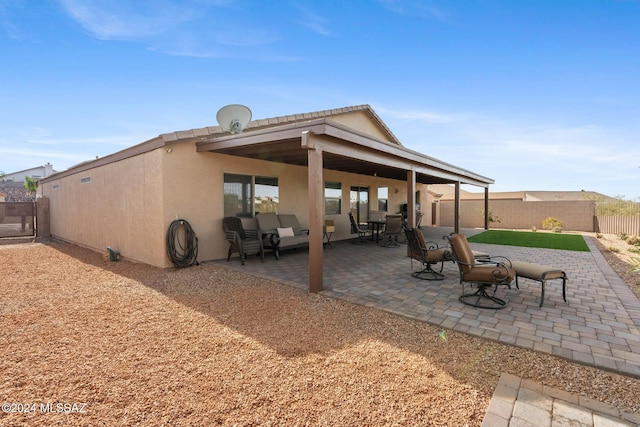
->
222, 217, 264, 265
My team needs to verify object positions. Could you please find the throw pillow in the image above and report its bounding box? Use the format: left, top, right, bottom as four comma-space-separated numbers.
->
277, 227, 295, 238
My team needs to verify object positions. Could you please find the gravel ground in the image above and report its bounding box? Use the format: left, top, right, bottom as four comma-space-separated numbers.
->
1, 240, 639, 426
592, 233, 640, 299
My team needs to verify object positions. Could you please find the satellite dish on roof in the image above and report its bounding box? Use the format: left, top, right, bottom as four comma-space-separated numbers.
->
216, 104, 252, 134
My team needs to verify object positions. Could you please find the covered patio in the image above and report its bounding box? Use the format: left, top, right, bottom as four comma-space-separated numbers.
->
214, 227, 640, 379
197, 116, 493, 292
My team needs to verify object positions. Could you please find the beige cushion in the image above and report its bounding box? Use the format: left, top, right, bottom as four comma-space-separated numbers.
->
278, 214, 303, 234
277, 227, 295, 238
511, 261, 565, 281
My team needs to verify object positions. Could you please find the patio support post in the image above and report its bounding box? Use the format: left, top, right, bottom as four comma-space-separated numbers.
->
305, 131, 324, 293
484, 187, 489, 230
406, 170, 416, 228
454, 181, 460, 234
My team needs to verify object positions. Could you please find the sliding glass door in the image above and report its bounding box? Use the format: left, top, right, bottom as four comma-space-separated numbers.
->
350, 186, 369, 224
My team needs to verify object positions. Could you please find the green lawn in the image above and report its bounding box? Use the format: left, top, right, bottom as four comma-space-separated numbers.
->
467, 230, 590, 252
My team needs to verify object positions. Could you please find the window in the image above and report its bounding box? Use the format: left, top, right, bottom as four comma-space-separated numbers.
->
254, 176, 279, 214
378, 187, 388, 212
324, 181, 342, 214
224, 173, 278, 217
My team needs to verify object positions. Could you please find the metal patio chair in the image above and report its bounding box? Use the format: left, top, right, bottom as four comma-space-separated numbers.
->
404, 227, 448, 280
447, 233, 515, 309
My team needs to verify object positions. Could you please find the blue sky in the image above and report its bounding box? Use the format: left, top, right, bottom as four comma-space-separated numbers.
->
1, 0, 639, 199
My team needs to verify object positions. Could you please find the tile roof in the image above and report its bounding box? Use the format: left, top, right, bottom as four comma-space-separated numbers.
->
161, 104, 402, 145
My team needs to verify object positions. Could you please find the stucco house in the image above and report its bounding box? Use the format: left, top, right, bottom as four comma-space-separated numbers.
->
39, 105, 493, 292
2, 163, 55, 182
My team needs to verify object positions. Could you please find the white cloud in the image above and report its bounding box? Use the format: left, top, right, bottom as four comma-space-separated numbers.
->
55, 0, 287, 59
293, 4, 331, 36
386, 109, 640, 197
57, 0, 197, 39
378, 0, 448, 21
0, 129, 144, 173
376, 106, 455, 124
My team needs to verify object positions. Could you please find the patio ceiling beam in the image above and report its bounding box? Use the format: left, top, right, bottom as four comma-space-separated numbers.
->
308, 133, 484, 187
320, 123, 493, 187
196, 121, 326, 152
212, 140, 303, 158
195, 118, 493, 189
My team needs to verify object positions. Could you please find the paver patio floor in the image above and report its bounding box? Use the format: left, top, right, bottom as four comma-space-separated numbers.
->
215, 227, 640, 378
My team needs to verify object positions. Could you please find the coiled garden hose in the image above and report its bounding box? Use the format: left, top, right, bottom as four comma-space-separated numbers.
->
166, 219, 199, 268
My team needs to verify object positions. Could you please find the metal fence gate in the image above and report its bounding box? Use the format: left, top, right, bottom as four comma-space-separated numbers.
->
0, 202, 36, 238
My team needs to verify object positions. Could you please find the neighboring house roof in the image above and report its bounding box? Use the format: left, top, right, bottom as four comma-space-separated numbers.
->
523, 191, 618, 202
2, 163, 56, 180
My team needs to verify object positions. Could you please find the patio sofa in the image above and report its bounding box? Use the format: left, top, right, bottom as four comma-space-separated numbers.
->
256, 212, 309, 259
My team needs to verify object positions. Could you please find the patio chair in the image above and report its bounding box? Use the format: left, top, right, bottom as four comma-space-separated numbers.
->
349, 212, 371, 244
447, 233, 516, 309
222, 217, 264, 265
380, 214, 403, 247
404, 227, 448, 280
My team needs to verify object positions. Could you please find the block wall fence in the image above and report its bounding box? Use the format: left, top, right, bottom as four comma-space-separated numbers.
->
438, 200, 596, 232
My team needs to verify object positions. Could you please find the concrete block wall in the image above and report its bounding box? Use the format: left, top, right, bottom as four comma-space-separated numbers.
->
439, 200, 595, 232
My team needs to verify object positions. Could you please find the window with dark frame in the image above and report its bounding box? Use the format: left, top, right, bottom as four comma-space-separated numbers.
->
324, 181, 342, 214
224, 173, 279, 217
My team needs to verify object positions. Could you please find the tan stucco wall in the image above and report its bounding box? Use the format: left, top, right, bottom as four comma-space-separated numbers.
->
328, 111, 394, 142
41, 149, 166, 266
41, 140, 431, 268
205, 154, 428, 261
159, 142, 427, 264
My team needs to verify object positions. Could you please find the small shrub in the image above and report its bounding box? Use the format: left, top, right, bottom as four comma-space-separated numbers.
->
608, 246, 620, 253
542, 217, 563, 232
531, 226, 537, 232
626, 235, 640, 246
618, 232, 629, 241
553, 226, 563, 233
630, 257, 640, 274
596, 233, 603, 239
629, 247, 640, 255
479, 208, 501, 224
